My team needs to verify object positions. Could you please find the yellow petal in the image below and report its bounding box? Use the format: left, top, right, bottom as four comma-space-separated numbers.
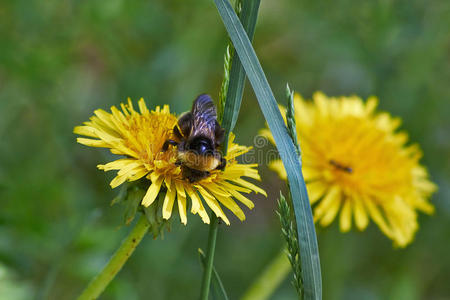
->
412, 197, 434, 214
177, 189, 187, 225
94, 109, 117, 131
111, 106, 129, 126
294, 93, 313, 126
142, 174, 163, 207
314, 185, 340, 222
339, 200, 352, 232
185, 185, 210, 224
126, 97, 135, 113
97, 158, 136, 171
353, 196, 369, 231
231, 178, 267, 197
363, 197, 392, 238
204, 183, 230, 197
162, 182, 176, 220
302, 166, 322, 181
196, 186, 230, 225
259, 128, 276, 145
116, 162, 143, 176
320, 194, 341, 227
313, 92, 330, 116
213, 192, 245, 221
228, 189, 254, 209
108, 140, 138, 158
365, 96, 378, 115
416, 180, 438, 195
73, 126, 97, 138
307, 180, 328, 205
175, 181, 186, 198
138, 98, 149, 115
268, 160, 287, 180
218, 181, 252, 194
76, 138, 109, 148
127, 167, 149, 181
109, 173, 129, 188
120, 102, 131, 117
104, 162, 146, 188
94, 127, 123, 145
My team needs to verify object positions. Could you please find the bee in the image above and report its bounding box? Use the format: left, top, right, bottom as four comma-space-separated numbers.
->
162, 94, 226, 182
329, 160, 353, 173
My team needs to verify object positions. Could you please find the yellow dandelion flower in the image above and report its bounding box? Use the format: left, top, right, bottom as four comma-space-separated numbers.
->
261, 92, 437, 247
74, 98, 266, 225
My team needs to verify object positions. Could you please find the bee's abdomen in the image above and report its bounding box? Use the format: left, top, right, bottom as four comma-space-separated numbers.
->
178, 151, 221, 172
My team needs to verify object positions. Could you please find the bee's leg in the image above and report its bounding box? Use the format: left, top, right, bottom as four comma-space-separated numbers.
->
162, 139, 178, 151
217, 157, 227, 170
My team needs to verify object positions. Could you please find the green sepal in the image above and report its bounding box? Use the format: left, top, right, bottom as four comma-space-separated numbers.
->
110, 184, 127, 206
111, 180, 171, 238
124, 186, 146, 225
141, 191, 171, 239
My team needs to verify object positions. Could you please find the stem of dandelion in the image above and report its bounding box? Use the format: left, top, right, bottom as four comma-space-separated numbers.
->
77, 215, 150, 300
200, 214, 219, 300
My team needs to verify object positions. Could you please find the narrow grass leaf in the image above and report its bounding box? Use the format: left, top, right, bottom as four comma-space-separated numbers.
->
213, 0, 322, 298
221, 0, 260, 136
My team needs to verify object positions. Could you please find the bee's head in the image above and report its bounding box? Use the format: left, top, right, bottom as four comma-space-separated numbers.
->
187, 136, 214, 156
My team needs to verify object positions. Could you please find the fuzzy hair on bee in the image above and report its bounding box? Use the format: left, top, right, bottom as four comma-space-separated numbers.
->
162, 94, 226, 182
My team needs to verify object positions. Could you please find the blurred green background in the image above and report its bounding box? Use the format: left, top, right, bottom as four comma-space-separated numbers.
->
1, 0, 449, 299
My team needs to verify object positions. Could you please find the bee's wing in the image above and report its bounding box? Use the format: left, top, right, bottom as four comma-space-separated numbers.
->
191, 94, 226, 146
191, 94, 218, 139
192, 94, 217, 121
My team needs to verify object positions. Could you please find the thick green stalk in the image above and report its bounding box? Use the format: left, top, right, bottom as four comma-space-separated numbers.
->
199, 214, 219, 300
77, 216, 150, 300
241, 247, 291, 300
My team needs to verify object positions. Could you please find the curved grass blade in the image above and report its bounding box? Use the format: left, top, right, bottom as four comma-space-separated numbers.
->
200, 3, 260, 296
199, 248, 230, 300
213, 0, 322, 298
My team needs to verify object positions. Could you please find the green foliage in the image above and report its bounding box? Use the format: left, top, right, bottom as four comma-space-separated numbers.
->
213, 0, 322, 298
201, 2, 261, 298
218, 45, 232, 123
220, 0, 260, 139
277, 192, 303, 299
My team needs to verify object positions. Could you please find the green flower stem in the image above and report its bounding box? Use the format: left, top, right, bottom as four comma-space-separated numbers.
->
241, 247, 291, 300
77, 215, 150, 300
199, 214, 219, 300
